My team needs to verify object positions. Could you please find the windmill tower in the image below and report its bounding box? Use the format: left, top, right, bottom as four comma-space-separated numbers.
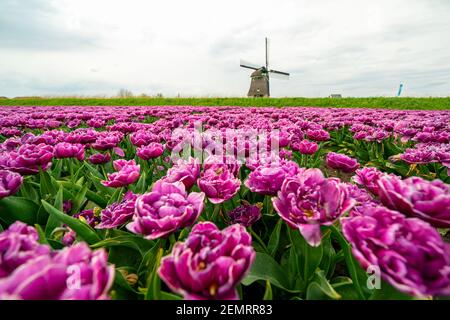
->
240, 37, 290, 97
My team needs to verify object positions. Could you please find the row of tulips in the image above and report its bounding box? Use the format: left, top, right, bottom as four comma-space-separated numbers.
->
0, 106, 448, 300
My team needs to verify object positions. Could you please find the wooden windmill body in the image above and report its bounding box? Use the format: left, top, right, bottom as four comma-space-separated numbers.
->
248, 68, 270, 97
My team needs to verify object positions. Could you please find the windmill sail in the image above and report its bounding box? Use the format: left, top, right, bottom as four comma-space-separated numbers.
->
240, 59, 260, 70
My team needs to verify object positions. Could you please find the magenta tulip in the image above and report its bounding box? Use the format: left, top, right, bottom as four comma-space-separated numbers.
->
158, 222, 255, 300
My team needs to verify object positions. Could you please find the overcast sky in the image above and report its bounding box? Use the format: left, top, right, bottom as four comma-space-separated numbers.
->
1, 0, 450, 97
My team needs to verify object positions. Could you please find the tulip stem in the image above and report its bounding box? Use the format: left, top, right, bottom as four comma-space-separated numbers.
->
249, 226, 269, 255
118, 187, 124, 201
100, 165, 108, 180
149, 160, 156, 183
329, 225, 366, 300
140, 158, 148, 174
168, 233, 177, 251
312, 147, 321, 167
145, 246, 164, 300
304, 154, 310, 168
70, 159, 74, 178
210, 204, 221, 222
237, 284, 243, 299
264, 196, 273, 216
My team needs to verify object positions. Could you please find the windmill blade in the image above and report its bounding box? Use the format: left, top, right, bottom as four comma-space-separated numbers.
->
240, 64, 259, 71
269, 69, 289, 76
240, 59, 260, 70
269, 69, 290, 80
265, 37, 270, 69
269, 72, 289, 80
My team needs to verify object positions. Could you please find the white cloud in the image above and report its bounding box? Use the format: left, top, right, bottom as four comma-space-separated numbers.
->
0, 0, 449, 97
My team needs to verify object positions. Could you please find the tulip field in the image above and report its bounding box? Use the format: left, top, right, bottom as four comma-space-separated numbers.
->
0, 105, 449, 300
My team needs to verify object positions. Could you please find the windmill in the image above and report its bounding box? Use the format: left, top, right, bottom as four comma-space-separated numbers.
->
397, 83, 404, 97
240, 37, 290, 97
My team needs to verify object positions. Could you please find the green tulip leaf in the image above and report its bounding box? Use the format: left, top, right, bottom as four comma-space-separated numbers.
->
41, 199, 100, 244
267, 218, 283, 257
0, 196, 40, 225
45, 186, 64, 237
289, 228, 323, 281
242, 252, 300, 293
263, 280, 273, 300
91, 235, 154, 256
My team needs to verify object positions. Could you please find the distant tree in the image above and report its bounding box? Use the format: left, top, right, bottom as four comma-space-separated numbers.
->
117, 89, 133, 98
